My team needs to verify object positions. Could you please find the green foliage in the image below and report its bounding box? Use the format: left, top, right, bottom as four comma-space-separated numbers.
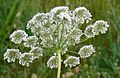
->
0, 0, 120, 78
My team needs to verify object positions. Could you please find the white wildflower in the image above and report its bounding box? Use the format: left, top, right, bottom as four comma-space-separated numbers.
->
30, 47, 43, 59
5, 6, 109, 68
47, 55, 58, 69
10, 30, 28, 44
93, 20, 109, 35
4, 49, 21, 62
63, 56, 80, 67
23, 36, 39, 48
19, 53, 33, 67
78, 45, 95, 58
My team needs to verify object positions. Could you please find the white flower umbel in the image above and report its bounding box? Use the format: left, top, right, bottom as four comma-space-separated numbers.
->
47, 54, 58, 69
10, 30, 28, 44
63, 56, 80, 68
30, 47, 43, 59
19, 53, 33, 67
73, 7, 92, 24
84, 25, 95, 38
50, 6, 69, 20
27, 13, 49, 35
93, 20, 109, 35
4, 49, 21, 62
23, 36, 39, 48
78, 45, 95, 58
4, 6, 109, 78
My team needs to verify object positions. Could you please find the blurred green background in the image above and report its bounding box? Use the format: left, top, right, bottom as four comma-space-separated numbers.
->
0, 0, 120, 78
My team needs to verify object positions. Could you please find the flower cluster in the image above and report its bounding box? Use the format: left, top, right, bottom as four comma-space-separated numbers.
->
10, 30, 28, 44
19, 53, 33, 67
73, 7, 92, 24
4, 48, 43, 67
30, 47, 43, 59
78, 45, 95, 58
26, 6, 87, 49
4, 6, 109, 68
4, 49, 21, 62
63, 56, 80, 67
93, 20, 109, 35
47, 54, 58, 69
23, 36, 39, 48
84, 20, 109, 38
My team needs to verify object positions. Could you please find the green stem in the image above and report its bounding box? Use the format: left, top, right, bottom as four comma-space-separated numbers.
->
80, 38, 88, 43
24, 68, 27, 78
57, 49, 62, 78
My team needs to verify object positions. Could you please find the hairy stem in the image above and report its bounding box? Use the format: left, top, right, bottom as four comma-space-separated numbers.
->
57, 49, 62, 78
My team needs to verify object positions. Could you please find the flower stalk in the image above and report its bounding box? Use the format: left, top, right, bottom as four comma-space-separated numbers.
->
57, 49, 62, 78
